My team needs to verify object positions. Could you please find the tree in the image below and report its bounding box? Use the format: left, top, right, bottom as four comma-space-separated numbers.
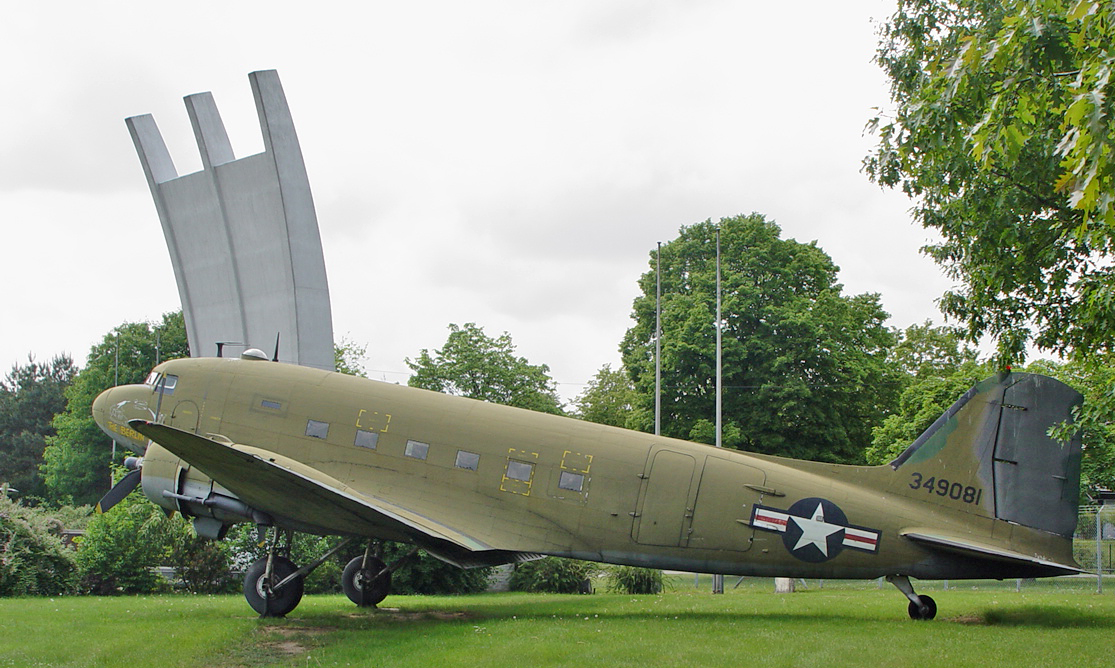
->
42, 312, 188, 506
407, 323, 564, 415
867, 0, 1115, 362
621, 214, 898, 464
0, 355, 76, 500
334, 336, 369, 378
572, 364, 638, 428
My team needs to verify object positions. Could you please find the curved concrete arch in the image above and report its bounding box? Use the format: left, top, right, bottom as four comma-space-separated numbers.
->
126, 70, 334, 371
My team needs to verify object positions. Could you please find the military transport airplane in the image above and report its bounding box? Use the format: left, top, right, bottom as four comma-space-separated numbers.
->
92, 351, 1084, 619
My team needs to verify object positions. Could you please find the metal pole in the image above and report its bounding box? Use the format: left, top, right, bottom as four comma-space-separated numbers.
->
655, 242, 662, 437
712, 227, 724, 595
715, 227, 722, 451
1098, 507, 1104, 594
111, 332, 119, 487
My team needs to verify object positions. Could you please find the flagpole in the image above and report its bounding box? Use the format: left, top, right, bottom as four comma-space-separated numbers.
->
713, 226, 724, 595
655, 241, 662, 437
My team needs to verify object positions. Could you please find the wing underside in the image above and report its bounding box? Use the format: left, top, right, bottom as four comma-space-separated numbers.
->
130, 420, 534, 567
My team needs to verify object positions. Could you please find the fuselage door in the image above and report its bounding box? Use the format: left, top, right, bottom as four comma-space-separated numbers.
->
632, 448, 697, 546
687, 455, 766, 552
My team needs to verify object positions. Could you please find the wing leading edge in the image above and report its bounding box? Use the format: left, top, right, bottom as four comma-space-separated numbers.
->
129, 420, 534, 567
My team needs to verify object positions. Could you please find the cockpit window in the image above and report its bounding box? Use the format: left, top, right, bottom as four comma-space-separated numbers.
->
144, 371, 160, 387
157, 374, 178, 396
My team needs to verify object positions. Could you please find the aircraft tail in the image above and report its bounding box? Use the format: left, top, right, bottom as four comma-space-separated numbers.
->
889, 372, 1083, 538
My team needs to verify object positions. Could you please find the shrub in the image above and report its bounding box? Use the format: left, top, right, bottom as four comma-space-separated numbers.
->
0, 495, 78, 596
379, 542, 492, 595
169, 529, 236, 594
509, 557, 595, 594
607, 565, 664, 594
76, 493, 177, 595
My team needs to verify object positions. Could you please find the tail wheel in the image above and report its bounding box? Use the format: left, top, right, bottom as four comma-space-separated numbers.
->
342, 556, 390, 607
907, 594, 937, 621
243, 556, 304, 617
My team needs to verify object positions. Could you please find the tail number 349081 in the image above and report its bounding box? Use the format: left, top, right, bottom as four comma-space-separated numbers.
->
909, 472, 983, 505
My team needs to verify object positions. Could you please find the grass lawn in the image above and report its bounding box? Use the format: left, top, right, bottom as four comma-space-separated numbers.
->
2, 578, 1114, 667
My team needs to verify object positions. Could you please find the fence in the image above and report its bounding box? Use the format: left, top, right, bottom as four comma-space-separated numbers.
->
1075, 504, 1115, 593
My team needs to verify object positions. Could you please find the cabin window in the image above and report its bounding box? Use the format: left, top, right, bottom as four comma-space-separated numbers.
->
404, 439, 429, 460
260, 399, 282, 410
558, 471, 585, 492
305, 419, 329, 439
354, 429, 379, 449
506, 460, 533, 482
455, 450, 480, 471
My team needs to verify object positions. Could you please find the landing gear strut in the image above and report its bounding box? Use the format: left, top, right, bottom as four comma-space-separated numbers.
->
886, 574, 937, 620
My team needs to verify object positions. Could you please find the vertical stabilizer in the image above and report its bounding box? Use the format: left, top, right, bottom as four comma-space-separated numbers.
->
890, 373, 1083, 538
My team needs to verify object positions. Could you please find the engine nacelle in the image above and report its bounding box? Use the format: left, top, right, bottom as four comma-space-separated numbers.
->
140, 442, 271, 539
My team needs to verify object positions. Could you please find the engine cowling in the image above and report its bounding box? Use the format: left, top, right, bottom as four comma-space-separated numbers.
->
140, 442, 270, 539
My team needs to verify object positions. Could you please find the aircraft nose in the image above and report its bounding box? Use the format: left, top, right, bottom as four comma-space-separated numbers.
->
92, 387, 115, 437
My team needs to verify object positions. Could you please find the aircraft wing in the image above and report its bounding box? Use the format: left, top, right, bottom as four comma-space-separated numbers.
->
129, 420, 534, 567
901, 530, 1086, 576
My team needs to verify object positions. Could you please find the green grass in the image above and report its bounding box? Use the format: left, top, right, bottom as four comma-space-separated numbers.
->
3, 579, 1115, 667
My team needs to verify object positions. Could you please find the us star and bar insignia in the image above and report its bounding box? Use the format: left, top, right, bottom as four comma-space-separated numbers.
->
751, 497, 881, 563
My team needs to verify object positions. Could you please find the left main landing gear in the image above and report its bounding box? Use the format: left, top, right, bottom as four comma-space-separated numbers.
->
886, 574, 937, 620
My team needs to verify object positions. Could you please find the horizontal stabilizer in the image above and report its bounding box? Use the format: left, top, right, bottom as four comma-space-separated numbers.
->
902, 530, 1085, 576
129, 420, 529, 567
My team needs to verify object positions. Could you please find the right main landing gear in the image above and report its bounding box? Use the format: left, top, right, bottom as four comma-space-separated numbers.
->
886, 574, 937, 620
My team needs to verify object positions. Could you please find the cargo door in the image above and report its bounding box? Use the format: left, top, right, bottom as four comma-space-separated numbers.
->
633, 449, 696, 546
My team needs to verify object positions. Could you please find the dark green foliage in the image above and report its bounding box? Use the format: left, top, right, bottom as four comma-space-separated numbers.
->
0, 494, 79, 596
0, 355, 76, 501
407, 323, 564, 415
607, 565, 664, 595
75, 489, 178, 595
622, 214, 898, 463
42, 312, 188, 506
377, 542, 492, 595
508, 557, 595, 594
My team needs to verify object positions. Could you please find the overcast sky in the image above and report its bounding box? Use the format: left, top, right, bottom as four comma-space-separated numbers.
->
0, 0, 953, 402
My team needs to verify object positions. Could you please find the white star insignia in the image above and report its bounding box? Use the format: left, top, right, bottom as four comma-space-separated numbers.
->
789, 502, 843, 556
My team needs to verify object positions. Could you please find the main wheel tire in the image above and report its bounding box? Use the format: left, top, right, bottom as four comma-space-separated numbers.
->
243, 556, 304, 617
907, 594, 937, 621
342, 556, 390, 607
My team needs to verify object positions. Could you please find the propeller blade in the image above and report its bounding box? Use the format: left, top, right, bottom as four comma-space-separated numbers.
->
95, 468, 142, 514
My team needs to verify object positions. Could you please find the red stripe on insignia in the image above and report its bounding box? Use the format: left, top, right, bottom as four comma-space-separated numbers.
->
842, 529, 878, 550
755, 512, 787, 527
